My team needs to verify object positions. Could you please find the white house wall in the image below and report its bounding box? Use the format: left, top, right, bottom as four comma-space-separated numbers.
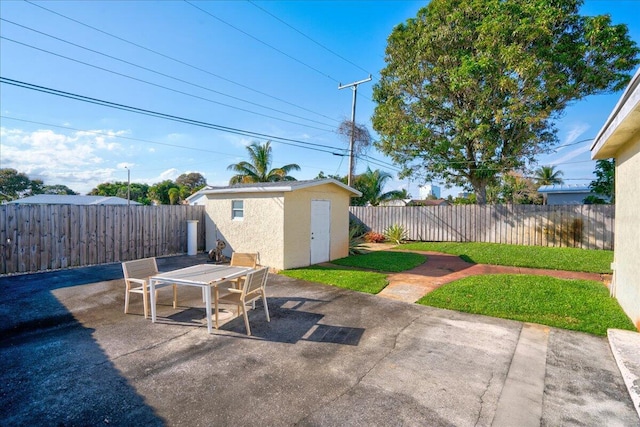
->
613, 138, 640, 328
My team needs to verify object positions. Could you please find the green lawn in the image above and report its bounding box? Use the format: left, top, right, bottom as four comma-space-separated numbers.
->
279, 265, 388, 294
331, 250, 426, 272
279, 246, 633, 336
400, 242, 613, 273
417, 274, 635, 336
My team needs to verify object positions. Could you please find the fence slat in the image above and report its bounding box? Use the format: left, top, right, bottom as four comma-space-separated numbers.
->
350, 204, 614, 251
0, 205, 206, 275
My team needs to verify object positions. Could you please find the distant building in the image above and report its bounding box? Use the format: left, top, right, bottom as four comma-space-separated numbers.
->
379, 199, 450, 207
537, 184, 602, 205
7, 195, 141, 205
419, 184, 440, 199
408, 199, 450, 207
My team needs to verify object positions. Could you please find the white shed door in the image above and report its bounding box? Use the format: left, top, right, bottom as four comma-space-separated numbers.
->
310, 200, 331, 264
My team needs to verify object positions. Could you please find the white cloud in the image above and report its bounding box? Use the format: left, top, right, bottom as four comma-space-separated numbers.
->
557, 123, 590, 151
159, 168, 180, 181
0, 126, 127, 193
549, 144, 590, 166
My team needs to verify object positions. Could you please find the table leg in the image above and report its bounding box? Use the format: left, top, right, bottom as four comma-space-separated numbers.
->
204, 285, 213, 334
150, 279, 157, 323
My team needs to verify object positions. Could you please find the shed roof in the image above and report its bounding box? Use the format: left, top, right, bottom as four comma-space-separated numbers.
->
591, 68, 640, 159
187, 179, 362, 199
7, 195, 142, 205
537, 184, 591, 194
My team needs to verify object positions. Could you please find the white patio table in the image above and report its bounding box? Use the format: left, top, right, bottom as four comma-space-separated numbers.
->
149, 264, 254, 334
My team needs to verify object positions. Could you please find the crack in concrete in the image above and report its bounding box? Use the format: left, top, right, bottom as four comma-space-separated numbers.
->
475, 371, 495, 427
294, 312, 425, 425
96, 329, 195, 365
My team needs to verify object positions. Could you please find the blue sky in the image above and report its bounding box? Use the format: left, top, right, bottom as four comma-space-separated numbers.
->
1, 0, 639, 197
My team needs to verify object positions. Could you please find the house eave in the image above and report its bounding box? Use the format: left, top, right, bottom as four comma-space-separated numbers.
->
591, 68, 640, 159
196, 179, 362, 197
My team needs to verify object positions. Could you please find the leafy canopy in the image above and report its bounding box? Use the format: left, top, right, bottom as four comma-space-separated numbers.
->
587, 159, 614, 203
0, 168, 76, 201
372, 0, 639, 204
534, 166, 564, 186
227, 141, 300, 184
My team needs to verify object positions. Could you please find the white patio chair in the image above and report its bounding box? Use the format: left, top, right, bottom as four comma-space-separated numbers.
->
214, 266, 270, 336
122, 257, 177, 319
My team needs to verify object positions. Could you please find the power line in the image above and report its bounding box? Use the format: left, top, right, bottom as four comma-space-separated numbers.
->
0, 115, 337, 175
0, 77, 345, 155
1, 18, 339, 129
23, 0, 338, 123
1, 36, 336, 132
247, 0, 377, 79
184, 0, 341, 84
553, 138, 594, 150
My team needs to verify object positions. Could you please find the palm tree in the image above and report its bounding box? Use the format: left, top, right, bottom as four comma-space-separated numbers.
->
534, 165, 564, 185
227, 141, 300, 184
352, 167, 404, 206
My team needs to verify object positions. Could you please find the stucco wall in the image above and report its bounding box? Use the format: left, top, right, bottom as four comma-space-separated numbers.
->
282, 184, 351, 270
614, 138, 640, 328
204, 193, 285, 270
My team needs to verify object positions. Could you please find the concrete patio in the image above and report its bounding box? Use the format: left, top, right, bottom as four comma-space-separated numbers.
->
1, 254, 638, 426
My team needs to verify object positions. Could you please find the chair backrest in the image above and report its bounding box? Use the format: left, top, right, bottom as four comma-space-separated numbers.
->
242, 267, 269, 296
122, 257, 158, 281
230, 253, 258, 268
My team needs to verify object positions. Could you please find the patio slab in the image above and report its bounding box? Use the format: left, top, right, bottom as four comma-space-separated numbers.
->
1, 255, 638, 426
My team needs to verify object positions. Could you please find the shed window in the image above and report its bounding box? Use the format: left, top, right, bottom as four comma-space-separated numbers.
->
231, 200, 244, 219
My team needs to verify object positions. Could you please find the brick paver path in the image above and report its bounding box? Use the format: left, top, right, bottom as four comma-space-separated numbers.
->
377, 251, 611, 303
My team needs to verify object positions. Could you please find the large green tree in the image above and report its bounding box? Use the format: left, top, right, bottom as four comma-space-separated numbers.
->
90, 181, 150, 204
0, 168, 43, 201
227, 141, 300, 184
587, 159, 614, 203
176, 172, 207, 193
372, 0, 639, 204
41, 184, 78, 195
148, 180, 180, 205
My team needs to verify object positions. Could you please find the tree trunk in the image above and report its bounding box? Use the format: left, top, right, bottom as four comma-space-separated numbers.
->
472, 180, 487, 205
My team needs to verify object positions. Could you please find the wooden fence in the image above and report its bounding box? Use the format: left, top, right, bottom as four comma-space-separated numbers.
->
0, 204, 206, 275
350, 204, 615, 250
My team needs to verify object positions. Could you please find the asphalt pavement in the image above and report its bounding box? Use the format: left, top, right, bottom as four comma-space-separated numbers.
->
1, 254, 638, 426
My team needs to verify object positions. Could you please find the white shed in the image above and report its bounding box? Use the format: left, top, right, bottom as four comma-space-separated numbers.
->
192, 179, 361, 271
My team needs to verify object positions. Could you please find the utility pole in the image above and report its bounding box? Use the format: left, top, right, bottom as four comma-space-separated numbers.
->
338, 75, 371, 187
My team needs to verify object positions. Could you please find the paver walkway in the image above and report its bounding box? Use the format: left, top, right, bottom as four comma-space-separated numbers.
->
375, 251, 611, 303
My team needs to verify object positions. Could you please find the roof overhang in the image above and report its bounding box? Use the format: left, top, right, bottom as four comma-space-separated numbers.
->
591, 68, 640, 159
195, 179, 362, 197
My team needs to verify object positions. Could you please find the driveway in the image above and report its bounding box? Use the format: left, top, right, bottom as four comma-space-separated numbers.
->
1, 255, 638, 426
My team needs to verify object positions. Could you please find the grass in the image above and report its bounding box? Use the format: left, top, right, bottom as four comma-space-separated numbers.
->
279, 251, 425, 294
279, 265, 388, 294
417, 274, 635, 336
331, 251, 426, 272
400, 242, 613, 273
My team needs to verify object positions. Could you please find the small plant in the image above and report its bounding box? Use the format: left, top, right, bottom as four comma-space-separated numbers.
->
364, 231, 386, 243
349, 217, 367, 238
348, 227, 367, 255
384, 224, 407, 245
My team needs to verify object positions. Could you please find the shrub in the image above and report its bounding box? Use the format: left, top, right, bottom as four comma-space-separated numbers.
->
364, 231, 386, 243
349, 227, 367, 255
384, 224, 407, 245
349, 217, 367, 237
